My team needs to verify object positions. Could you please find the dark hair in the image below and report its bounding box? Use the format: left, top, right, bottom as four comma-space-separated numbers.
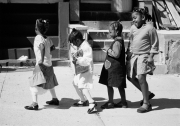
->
36, 18, 50, 34
110, 20, 123, 36
133, 7, 152, 21
68, 28, 83, 44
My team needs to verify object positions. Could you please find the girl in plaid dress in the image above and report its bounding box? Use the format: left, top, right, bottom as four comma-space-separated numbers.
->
99, 21, 127, 109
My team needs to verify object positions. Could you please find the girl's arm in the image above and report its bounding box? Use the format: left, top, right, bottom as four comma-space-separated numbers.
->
107, 41, 121, 58
49, 39, 55, 52
39, 43, 45, 64
148, 28, 159, 62
50, 45, 55, 52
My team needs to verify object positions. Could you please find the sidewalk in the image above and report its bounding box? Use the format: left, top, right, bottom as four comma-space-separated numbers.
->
0, 66, 180, 126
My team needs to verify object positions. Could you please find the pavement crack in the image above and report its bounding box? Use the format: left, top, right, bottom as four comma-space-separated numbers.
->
0, 71, 8, 98
95, 112, 106, 126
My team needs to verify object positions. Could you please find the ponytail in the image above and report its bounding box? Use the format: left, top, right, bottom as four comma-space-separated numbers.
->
133, 6, 152, 21
110, 19, 123, 37
36, 18, 50, 34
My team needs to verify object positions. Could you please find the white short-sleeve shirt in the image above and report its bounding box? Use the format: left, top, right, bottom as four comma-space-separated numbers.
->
34, 35, 53, 66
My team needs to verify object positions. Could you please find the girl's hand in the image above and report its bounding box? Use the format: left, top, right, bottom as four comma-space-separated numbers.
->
77, 49, 83, 57
102, 46, 109, 53
72, 58, 77, 64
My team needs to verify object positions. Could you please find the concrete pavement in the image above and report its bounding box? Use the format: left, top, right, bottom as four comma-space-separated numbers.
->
0, 66, 180, 126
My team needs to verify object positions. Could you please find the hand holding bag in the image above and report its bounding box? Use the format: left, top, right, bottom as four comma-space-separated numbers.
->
73, 49, 89, 75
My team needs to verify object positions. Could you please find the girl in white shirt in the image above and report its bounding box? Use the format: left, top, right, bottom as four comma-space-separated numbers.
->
69, 28, 97, 114
25, 19, 59, 110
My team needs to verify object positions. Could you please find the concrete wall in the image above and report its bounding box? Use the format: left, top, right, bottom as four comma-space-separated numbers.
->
157, 30, 180, 74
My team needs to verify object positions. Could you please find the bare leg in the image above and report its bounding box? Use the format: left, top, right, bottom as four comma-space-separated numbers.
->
73, 84, 86, 102
107, 86, 114, 103
127, 76, 141, 91
138, 74, 149, 105
31, 92, 38, 104
118, 87, 126, 103
127, 76, 152, 95
49, 88, 57, 99
82, 89, 94, 103
82, 89, 96, 111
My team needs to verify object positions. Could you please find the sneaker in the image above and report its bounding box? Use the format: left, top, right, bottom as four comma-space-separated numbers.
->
25, 103, 39, 110
114, 101, 128, 108
46, 98, 59, 105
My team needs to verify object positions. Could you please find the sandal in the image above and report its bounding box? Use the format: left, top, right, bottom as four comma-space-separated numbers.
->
101, 102, 115, 109
114, 101, 128, 108
24, 103, 39, 110
73, 100, 89, 107
87, 102, 97, 114
140, 93, 155, 106
137, 103, 152, 113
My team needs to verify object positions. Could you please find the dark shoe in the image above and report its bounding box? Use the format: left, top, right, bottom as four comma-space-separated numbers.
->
101, 102, 115, 109
25, 103, 39, 110
115, 101, 128, 108
137, 103, 152, 113
46, 98, 59, 105
140, 93, 155, 106
87, 102, 97, 114
73, 100, 89, 107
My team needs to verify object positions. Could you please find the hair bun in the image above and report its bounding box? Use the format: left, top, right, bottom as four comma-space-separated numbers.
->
72, 28, 77, 32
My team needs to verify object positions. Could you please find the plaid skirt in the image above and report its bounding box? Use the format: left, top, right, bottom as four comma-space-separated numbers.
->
126, 53, 156, 78
29, 65, 58, 90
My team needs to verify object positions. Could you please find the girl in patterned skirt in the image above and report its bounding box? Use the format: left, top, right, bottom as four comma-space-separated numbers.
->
25, 19, 59, 110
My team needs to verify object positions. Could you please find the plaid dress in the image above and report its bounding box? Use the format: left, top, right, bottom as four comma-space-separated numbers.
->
99, 38, 126, 88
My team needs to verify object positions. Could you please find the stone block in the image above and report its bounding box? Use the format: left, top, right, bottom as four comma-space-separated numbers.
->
8, 49, 16, 59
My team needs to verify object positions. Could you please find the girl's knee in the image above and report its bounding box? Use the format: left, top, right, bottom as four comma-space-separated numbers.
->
138, 74, 147, 84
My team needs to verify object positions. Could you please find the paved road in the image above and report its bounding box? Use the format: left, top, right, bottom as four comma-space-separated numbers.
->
0, 66, 180, 126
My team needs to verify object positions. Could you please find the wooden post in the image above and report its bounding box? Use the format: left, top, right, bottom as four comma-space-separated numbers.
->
70, 0, 80, 22
58, 2, 69, 59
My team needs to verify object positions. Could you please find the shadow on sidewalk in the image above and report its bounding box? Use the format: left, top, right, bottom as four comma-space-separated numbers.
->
95, 99, 132, 113
151, 98, 180, 111
43, 98, 78, 109
42, 97, 107, 110
93, 98, 180, 113
123, 98, 180, 111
